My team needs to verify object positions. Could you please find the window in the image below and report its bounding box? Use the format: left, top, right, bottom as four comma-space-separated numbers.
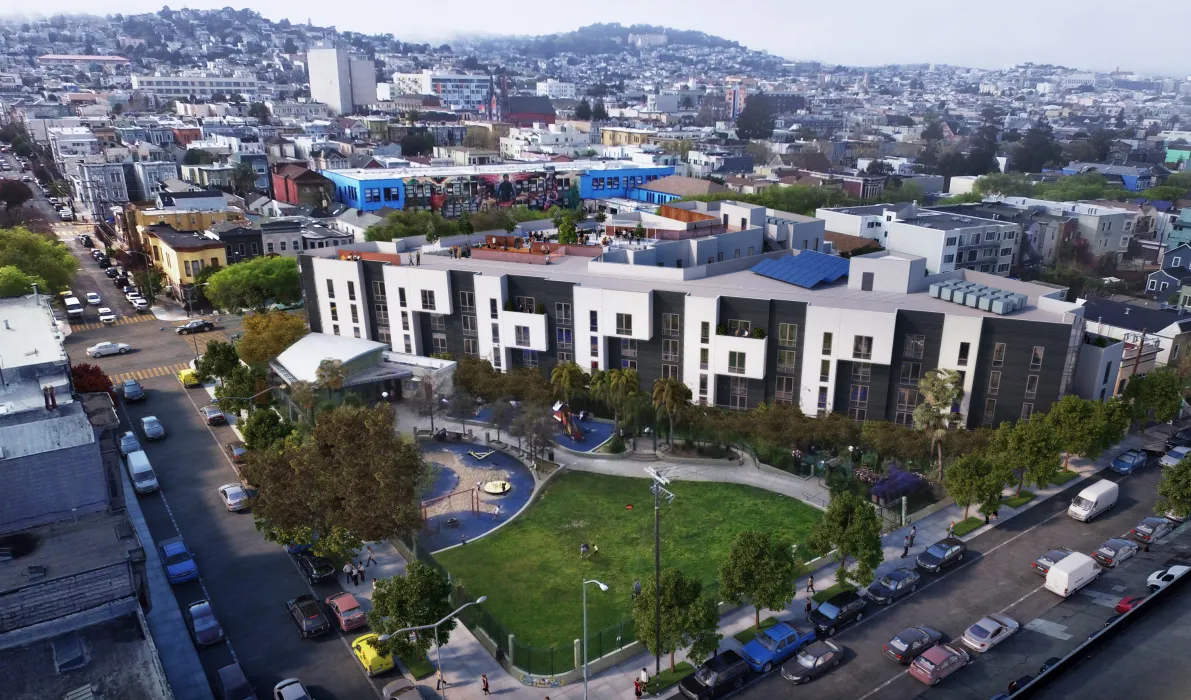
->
401, 311, 409, 331
398, 288, 407, 307
616, 313, 632, 335
326, 278, 335, 298
464, 338, 479, 357
819, 359, 830, 382
853, 362, 872, 381
515, 296, 535, 312
900, 362, 921, 385
375, 303, 389, 324
515, 326, 530, 346
967, 250, 978, 262
559, 351, 574, 363
699, 374, 708, 398
728, 351, 746, 374
904, 334, 925, 360
945, 236, 957, 246
775, 376, 795, 404
491, 348, 501, 368
896, 387, 919, 411
378, 326, 392, 345
421, 290, 436, 311
621, 338, 638, 357
958, 342, 970, 366
329, 302, 339, 322
728, 319, 751, 335
817, 386, 829, 412
430, 314, 445, 331
621, 359, 637, 370
280, 240, 287, 251
432, 334, 447, 355
662, 364, 679, 379
943, 254, 955, 264
1000, 247, 1012, 257
848, 385, 869, 421
556, 303, 572, 325
777, 349, 797, 373
372, 280, 387, 301
729, 377, 748, 409
777, 323, 798, 347
491, 323, 500, 343
992, 342, 1006, 367
700, 348, 709, 370
463, 315, 477, 336
663, 313, 681, 336
1021, 403, 1034, 420
663, 339, 679, 361
590, 310, 599, 332
1025, 374, 1039, 399
853, 336, 873, 360
350, 305, 359, 324
332, 324, 340, 335
982, 398, 997, 426
822, 333, 833, 355
347, 281, 356, 301
523, 350, 539, 368
460, 291, 475, 312
701, 322, 710, 343
557, 328, 573, 348
184, 260, 192, 277
490, 298, 499, 319
1030, 346, 1044, 371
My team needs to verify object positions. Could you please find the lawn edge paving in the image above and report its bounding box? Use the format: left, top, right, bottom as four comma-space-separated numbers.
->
647, 661, 694, 694
952, 516, 985, 537
1003, 490, 1037, 509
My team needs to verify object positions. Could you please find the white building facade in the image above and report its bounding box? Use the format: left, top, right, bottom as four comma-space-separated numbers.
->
391, 70, 489, 111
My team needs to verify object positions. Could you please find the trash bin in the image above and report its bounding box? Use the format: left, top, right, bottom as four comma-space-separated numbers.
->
548, 449, 555, 461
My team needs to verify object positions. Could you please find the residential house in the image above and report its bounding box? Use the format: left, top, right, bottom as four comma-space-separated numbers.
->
1146, 243, 1191, 299
1061, 162, 1155, 191
626, 174, 729, 205
140, 223, 228, 293
308, 144, 350, 172
272, 163, 335, 208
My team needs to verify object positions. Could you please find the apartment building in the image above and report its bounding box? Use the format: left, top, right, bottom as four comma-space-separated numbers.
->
72, 162, 129, 220
817, 202, 1021, 276
129, 161, 180, 201
992, 197, 1136, 261
500, 122, 595, 159
308, 46, 377, 115
391, 70, 490, 111
297, 201, 1086, 428
536, 79, 578, 100
131, 73, 260, 100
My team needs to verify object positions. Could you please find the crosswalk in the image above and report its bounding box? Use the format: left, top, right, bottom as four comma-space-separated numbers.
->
70, 314, 156, 332
109, 362, 189, 384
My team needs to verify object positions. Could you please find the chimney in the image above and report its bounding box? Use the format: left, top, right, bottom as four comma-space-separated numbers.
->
43, 387, 51, 411
49, 385, 58, 410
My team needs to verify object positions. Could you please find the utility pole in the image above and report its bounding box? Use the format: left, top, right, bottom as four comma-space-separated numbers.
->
645, 466, 674, 678
1131, 328, 1148, 378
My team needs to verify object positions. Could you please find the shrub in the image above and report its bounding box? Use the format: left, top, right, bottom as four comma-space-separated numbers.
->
716, 324, 728, 335
607, 434, 626, 453
871, 466, 924, 502
751, 327, 766, 339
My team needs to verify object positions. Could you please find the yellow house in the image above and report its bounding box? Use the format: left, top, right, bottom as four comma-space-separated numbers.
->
140, 224, 228, 290
128, 205, 245, 233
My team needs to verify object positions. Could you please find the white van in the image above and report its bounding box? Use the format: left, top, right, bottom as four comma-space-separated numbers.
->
1067, 479, 1118, 522
64, 296, 84, 319
1045, 552, 1101, 597
126, 450, 159, 493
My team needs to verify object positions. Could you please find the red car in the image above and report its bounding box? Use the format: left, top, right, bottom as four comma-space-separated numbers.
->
1114, 594, 1149, 614
200, 404, 226, 425
325, 592, 368, 631
908, 643, 970, 685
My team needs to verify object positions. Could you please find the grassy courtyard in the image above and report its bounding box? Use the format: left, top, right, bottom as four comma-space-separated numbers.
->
434, 471, 822, 650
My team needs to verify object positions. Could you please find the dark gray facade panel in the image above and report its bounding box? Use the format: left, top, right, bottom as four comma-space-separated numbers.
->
968, 318, 1071, 428
298, 256, 322, 333
885, 310, 946, 421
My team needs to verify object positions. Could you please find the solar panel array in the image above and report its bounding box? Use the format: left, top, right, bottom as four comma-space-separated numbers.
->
750, 251, 851, 289
928, 279, 1027, 315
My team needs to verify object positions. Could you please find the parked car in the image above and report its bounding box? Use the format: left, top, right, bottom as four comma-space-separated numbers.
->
87, 341, 130, 357
326, 592, 368, 632
739, 620, 816, 672
908, 643, 970, 686
159, 537, 198, 584
104, 267, 120, 278
352, 632, 395, 677
140, 415, 166, 440
678, 650, 751, 700
1148, 565, 1191, 590
865, 567, 920, 605
218, 483, 250, 512
809, 589, 867, 637
118, 431, 142, 456
381, 679, 421, 700
1130, 516, 1174, 544
1115, 594, 1149, 613
185, 599, 225, 647
1166, 509, 1189, 523
1165, 428, 1191, 451
200, 404, 226, 425
297, 553, 337, 585
98, 307, 116, 324
132, 298, 149, 311
273, 679, 311, 700
85, 292, 101, 305
916, 538, 967, 573
287, 595, 331, 639
225, 441, 248, 464
1032, 547, 1074, 576
883, 625, 943, 664
176, 319, 215, 334
96, 257, 111, 269
961, 614, 1019, 652
779, 640, 843, 684
1110, 449, 1149, 475
1092, 538, 1139, 568
121, 379, 145, 401
1160, 446, 1191, 468
1045, 552, 1101, 597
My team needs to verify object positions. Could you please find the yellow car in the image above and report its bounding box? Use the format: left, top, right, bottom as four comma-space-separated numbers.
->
178, 368, 202, 388
352, 633, 395, 677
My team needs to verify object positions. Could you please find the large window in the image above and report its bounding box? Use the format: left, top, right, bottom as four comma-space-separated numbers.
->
347, 280, 356, 301
662, 364, 679, 380
852, 362, 872, 381
491, 323, 500, 344
371, 280, 387, 302
462, 315, 477, 336
728, 319, 751, 335
556, 303, 572, 325
1021, 403, 1034, 420
701, 322, 710, 343
464, 338, 478, 357
398, 288, 407, 307
992, 342, 1006, 367
775, 376, 795, 404
350, 305, 359, 324
329, 302, 338, 322
523, 350, 538, 368
958, 342, 970, 366
590, 336, 599, 358
663, 339, 679, 362
777, 349, 797, 373
822, 332, 833, 355
1025, 374, 1039, 399
987, 370, 1001, 396
778, 323, 798, 348
590, 310, 599, 332
904, 334, 925, 359
557, 328, 573, 349
819, 359, 831, 382
459, 291, 475, 312
616, 313, 633, 335
729, 377, 748, 410
700, 348, 709, 370
848, 384, 869, 421
621, 359, 637, 370
853, 335, 873, 360
663, 313, 681, 337
699, 375, 708, 400
325, 278, 335, 298
728, 351, 746, 375
982, 398, 997, 426
490, 298, 499, 319
429, 314, 445, 331
1030, 346, 1044, 371
817, 386, 829, 412
621, 338, 638, 357
900, 362, 921, 385
432, 334, 447, 355
515, 296, 535, 313
401, 311, 409, 331
515, 326, 530, 346
420, 290, 435, 311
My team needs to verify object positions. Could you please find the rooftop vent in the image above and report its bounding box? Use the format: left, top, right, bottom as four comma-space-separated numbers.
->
52, 635, 89, 674
928, 279, 1025, 315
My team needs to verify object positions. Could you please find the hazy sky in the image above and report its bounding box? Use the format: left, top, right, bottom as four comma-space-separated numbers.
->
11, 0, 1191, 77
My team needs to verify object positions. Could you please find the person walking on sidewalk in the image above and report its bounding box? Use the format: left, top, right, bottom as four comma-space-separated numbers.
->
639, 668, 649, 693
343, 562, 354, 585
806, 574, 815, 594
948, 521, 955, 537
481, 674, 490, 695
902, 534, 910, 558
366, 545, 376, 567
909, 525, 917, 546
633, 678, 643, 699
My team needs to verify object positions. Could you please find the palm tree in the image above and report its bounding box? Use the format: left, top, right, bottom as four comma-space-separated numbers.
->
316, 358, 349, 397
289, 380, 315, 423
652, 377, 692, 445
610, 368, 640, 428
912, 368, 964, 481
550, 361, 587, 405
589, 368, 613, 422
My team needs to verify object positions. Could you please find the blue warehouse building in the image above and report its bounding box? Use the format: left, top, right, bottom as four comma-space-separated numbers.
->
321, 161, 675, 217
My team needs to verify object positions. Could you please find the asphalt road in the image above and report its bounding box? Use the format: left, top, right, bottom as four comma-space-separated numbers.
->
734, 462, 1167, 700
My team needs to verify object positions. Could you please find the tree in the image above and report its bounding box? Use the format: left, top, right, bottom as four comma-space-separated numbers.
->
944, 454, 1008, 519
204, 256, 301, 312
0, 226, 76, 293
247, 403, 425, 550
651, 377, 691, 445
247, 102, 271, 125
973, 173, 1036, 197
1046, 395, 1106, 471
574, 99, 593, 120
462, 126, 494, 150
0, 180, 33, 215
991, 414, 1061, 496
1115, 108, 1127, 130
283, 37, 298, 54
0, 265, 46, 297
807, 490, 883, 589
556, 213, 579, 245
215, 364, 261, 414
196, 340, 240, 382
1156, 455, 1191, 521
864, 160, 894, 177
237, 311, 309, 366
131, 267, 165, 305
912, 368, 964, 481
231, 161, 257, 196
550, 361, 587, 405
71, 362, 115, 400
411, 371, 448, 433
631, 569, 721, 672
718, 530, 801, 628
241, 408, 294, 451
734, 94, 775, 140
921, 120, 945, 141
315, 359, 349, 392
1123, 366, 1183, 424
510, 401, 555, 459
366, 561, 455, 661
182, 148, 217, 165
591, 101, 609, 121
490, 399, 514, 442
1011, 117, 1062, 173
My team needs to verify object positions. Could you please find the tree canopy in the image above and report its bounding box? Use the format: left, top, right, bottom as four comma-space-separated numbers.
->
241, 408, 294, 452
631, 568, 721, 672
367, 561, 456, 660
0, 226, 75, 293
204, 256, 301, 312
237, 310, 309, 366
944, 454, 1008, 519
1010, 117, 1063, 173
718, 529, 801, 628
195, 339, 240, 383
735, 93, 775, 140
574, 99, 592, 120
0, 265, 46, 297
807, 490, 883, 588
991, 413, 1061, 495
1157, 455, 1191, 521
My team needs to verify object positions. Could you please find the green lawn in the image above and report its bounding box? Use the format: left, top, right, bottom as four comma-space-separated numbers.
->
812, 581, 856, 603
647, 662, 694, 694
1003, 491, 1037, 509
1051, 470, 1080, 485
732, 616, 780, 645
434, 471, 823, 650
399, 652, 435, 680
952, 516, 985, 537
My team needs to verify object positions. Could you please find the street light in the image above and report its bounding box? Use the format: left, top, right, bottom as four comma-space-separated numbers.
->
583, 579, 609, 700
377, 596, 487, 695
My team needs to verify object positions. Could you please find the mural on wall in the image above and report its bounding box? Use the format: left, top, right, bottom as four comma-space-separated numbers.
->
401, 171, 578, 217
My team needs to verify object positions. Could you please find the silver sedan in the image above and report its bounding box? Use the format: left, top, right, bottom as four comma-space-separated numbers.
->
86, 341, 131, 357
218, 483, 250, 511
961, 613, 1019, 653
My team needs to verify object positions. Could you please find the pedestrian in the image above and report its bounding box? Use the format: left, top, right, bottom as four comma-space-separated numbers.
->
350, 566, 359, 587
993, 508, 1000, 521
436, 669, 446, 690
460, 533, 468, 545
371, 578, 377, 590
633, 678, 642, 699
366, 545, 376, 566
984, 510, 990, 525
633, 579, 642, 600
805, 598, 813, 619
417, 251, 421, 265
948, 521, 955, 537
482, 674, 490, 695
343, 561, 353, 585
909, 525, 917, 546
806, 574, 815, 594
902, 534, 910, 558
639, 668, 649, 690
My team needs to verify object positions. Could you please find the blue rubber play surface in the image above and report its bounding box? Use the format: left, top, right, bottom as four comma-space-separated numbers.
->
553, 417, 615, 452
418, 443, 534, 552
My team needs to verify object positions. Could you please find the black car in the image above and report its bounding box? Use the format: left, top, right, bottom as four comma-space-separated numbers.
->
176, 319, 215, 334
1039, 657, 1060, 674
113, 275, 129, 288
865, 567, 920, 605
883, 625, 943, 664
97, 257, 111, 269
678, 650, 751, 700
104, 267, 120, 278
1032, 547, 1074, 576
121, 379, 146, 402
296, 553, 336, 584
79, 235, 93, 247
779, 640, 843, 684
916, 537, 967, 573
809, 590, 867, 637
286, 594, 331, 638
1166, 428, 1191, 451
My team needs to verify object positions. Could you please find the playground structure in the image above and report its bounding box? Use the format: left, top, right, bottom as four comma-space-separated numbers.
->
417, 444, 534, 550
421, 487, 481, 533
552, 401, 585, 442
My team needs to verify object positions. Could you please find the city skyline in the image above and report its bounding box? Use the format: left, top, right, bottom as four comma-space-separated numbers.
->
7, 0, 1191, 77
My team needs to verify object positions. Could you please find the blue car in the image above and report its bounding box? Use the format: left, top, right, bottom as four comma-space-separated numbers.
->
159, 536, 198, 584
1110, 449, 1149, 474
739, 621, 817, 673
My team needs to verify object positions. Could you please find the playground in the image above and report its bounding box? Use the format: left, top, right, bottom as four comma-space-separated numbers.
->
418, 443, 534, 552
450, 402, 615, 453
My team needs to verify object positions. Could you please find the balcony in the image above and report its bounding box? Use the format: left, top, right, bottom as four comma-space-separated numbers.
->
712, 333, 768, 380
500, 310, 549, 351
